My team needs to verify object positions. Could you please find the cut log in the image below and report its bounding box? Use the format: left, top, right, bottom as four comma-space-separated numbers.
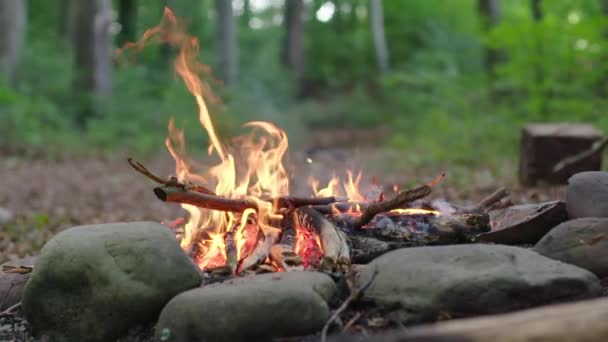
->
519, 123, 604, 186
476, 201, 568, 245
396, 296, 608, 342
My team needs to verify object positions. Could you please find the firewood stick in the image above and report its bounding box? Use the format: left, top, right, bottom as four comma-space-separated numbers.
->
270, 244, 303, 272
475, 187, 509, 212
128, 158, 215, 195
293, 207, 350, 267
237, 230, 280, 273
154, 186, 259, 212
154, 186, 344, 214
225, 229, 238, 275
352, 173, 445, 229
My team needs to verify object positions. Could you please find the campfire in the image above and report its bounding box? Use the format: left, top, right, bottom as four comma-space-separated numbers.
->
126, 8, 501, 277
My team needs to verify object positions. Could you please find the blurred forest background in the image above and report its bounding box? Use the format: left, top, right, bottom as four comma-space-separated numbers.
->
1, 0, 608, 169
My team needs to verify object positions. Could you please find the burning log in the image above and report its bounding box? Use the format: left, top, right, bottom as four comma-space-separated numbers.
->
225, 228, 238, 275
237, 230, 280, 273
154, 186, 258, 213
351, 173, 445, 229
270, 244, 303, 272
293, 207, 350, 270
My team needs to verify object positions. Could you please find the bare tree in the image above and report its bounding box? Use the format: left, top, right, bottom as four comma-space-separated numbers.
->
478, 0, 501, 81
370, 0, 389, 73
72, 0, 113, 126
215, 0, 238, 85
0, 0, 26, 84
282, 0, 305, 76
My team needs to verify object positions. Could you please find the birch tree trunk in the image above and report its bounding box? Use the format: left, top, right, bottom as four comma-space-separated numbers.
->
0, 0, 26, 84
215, 0, 238, 85
72, 0, 113, 126
370, 0, 389, 73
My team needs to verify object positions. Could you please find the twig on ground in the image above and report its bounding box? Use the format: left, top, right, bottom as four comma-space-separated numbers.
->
1, 265, 33, 275
0, 302, 21, 318
352, 173, 445, 229
320, 267, 379, 342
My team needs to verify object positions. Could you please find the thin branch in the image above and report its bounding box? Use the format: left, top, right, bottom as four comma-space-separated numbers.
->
128, 158, 215, 195
476, 187, 509, 212
552, 137, 608, 174
352, 173, 445, 229
0, 302, 21, 318
321, 267, 379, 342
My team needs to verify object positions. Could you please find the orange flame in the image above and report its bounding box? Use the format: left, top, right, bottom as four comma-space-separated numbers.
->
124, 8, 438, 271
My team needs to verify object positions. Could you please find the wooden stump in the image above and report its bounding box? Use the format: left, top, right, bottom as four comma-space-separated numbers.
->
519, 123, 604, 186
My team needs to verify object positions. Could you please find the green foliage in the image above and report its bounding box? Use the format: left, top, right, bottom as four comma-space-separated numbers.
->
2, 0, 608, 172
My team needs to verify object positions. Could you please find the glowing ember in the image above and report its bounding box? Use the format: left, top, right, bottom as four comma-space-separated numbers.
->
294, 226, 324, 269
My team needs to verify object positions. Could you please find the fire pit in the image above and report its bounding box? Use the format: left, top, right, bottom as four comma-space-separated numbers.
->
123, 8, 496, 279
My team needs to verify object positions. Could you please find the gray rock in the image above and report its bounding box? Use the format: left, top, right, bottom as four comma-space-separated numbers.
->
357, 244, 600, 324
566, 171, 608, 218
534, 218, 608, 277
154, 271, 336, 342
0, 207, 14, 226
22, 222, 202, 342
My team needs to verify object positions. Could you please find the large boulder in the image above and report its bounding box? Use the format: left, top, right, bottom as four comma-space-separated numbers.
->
566, 171, 608, 218
534, 218, 608, 277
154, 271, 336, 342
23, 222, 202, 342
357, 244, 600, 324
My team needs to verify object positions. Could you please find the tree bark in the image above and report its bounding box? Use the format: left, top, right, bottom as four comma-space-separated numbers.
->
215, 0, 238, 85
282, 0, 305, 76
370, 0, 389, 73
72, 0, 113, 126
117, 0, 138, 46
478, 0, 501, 85
0, 0, 26, 84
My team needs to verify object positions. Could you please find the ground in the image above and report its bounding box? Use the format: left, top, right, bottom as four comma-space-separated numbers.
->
0, 147, 566, 264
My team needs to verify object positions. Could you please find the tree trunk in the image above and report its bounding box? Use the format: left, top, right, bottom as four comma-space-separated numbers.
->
530, 0, 546, 114
57, 0, 77, 40
0, 0, 26, 84
370, 0, 389, 73
531, 0, 543, 21
117, 0, 138, 46
282, 0, 305, 76
478, 0, 501, 85
215, 0, 238, 85
72, 0, 113, 127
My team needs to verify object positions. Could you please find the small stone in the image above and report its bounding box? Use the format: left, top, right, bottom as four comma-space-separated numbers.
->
0, 207, 14, 226
534, 218, 608, 277
23, 222, 202, 342
154, 271, 336, 342
357, 244, 600, 324
566, 171, 608, 218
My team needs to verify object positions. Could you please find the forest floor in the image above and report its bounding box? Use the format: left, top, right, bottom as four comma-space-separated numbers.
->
0, 147, 566, 263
